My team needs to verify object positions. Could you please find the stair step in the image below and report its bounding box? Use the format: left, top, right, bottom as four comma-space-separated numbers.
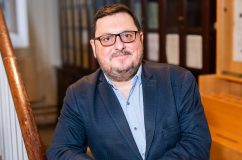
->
32, 105, 58, 125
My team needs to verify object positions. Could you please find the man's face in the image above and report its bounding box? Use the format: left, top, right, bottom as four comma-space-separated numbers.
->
90, 12, 144, 82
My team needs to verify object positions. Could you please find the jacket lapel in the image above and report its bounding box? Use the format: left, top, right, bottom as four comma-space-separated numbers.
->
142, 66, 158, 158
98, 74, 143, 160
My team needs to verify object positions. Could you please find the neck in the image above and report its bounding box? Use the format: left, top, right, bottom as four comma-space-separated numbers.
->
112, 80, 131, 98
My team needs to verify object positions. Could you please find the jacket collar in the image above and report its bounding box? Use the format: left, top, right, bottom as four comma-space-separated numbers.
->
141, 63, 157, 158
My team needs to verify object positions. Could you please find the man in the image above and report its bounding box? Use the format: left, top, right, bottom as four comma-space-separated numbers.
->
47, 3, 211, 160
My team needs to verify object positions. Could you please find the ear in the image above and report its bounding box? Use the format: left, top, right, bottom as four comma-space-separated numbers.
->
90, 39, 97, 58
139, 32, 144, 44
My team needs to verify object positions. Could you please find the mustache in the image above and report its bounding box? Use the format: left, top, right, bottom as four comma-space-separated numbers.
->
111, 50, 131, 58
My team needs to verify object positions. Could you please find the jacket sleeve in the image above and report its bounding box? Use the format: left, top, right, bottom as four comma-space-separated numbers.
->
161, 71, 211, 160
46, 85, 93, 160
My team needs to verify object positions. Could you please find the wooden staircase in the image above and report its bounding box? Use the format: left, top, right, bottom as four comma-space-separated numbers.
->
0, 8, 46, 160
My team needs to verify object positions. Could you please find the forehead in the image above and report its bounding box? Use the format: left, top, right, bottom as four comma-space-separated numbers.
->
95, 12, 137, 36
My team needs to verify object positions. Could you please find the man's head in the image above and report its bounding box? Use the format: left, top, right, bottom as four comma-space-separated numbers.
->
90, 3, 144, 82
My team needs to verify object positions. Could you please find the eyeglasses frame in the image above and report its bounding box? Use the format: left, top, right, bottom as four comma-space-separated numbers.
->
93, 30, 141, 47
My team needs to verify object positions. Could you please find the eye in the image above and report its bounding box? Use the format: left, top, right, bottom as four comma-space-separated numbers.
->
124, 33, 133, 38
122, 32, 134, 40
100, 35, 113, 42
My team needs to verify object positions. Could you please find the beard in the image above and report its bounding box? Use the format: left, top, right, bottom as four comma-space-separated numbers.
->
97, 49, 143, 82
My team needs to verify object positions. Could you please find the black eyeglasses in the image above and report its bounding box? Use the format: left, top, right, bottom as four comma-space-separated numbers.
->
93, 31, 140, 47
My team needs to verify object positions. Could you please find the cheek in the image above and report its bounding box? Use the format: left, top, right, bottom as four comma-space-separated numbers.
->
95, 47, 112, 61
132, 44, 143, 58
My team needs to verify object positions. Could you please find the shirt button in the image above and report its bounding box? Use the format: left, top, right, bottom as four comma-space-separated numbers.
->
126, 101, 130, 105
134, 127, 137, 130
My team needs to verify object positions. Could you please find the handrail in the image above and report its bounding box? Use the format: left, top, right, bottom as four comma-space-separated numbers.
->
0, 8, 46, 160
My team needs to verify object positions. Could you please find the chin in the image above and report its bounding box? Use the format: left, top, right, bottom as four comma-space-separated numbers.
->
115, 63, 133, 71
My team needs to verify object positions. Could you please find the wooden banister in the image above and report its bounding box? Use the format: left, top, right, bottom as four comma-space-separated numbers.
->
0, 8, 46, 160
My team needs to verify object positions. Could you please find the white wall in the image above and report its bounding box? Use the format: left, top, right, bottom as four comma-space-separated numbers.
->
15, 0, 61, 107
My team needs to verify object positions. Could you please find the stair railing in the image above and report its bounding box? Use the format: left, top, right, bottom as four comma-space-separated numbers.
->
0, 7, 46, 160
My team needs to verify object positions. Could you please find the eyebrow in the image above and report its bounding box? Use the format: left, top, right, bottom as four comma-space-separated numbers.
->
96, 30, 136, 37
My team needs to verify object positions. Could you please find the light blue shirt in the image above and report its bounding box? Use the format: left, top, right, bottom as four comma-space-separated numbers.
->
104, 66, 146, 159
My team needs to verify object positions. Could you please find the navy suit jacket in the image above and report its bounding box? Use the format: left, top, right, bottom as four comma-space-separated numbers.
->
47, 61, 211, 160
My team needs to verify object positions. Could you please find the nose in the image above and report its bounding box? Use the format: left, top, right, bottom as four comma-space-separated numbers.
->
114, 35, 125, 50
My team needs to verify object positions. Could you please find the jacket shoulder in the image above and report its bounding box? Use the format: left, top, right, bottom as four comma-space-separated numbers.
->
68, 69, 101, 95
142, 61, 194, 82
